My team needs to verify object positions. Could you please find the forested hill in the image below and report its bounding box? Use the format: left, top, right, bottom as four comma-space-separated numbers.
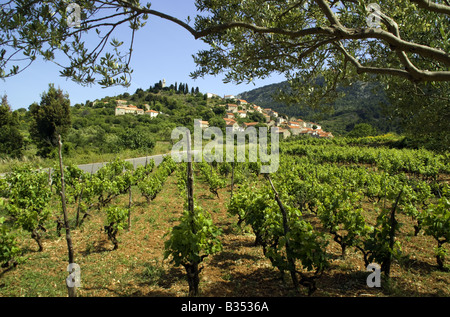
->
238, 80, 400, 136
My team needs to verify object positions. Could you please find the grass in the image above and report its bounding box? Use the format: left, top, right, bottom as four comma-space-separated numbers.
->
0, 162, 449, 297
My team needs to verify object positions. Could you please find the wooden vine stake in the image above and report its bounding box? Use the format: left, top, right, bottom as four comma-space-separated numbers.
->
58, 134, 77, 297
184, 129, 201, 296
186, 130, 194, 216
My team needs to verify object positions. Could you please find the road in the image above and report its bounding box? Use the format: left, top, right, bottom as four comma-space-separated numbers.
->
76, 153, 168, 174
76, 149, 201, 174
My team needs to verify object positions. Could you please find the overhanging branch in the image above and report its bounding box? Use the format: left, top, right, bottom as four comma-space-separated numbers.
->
336, 42, 450, 81
410, 0, 450, 15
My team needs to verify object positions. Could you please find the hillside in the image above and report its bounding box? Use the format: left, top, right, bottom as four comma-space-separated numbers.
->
2, 79, 402, 172
4, 81, 228, 168
238, 80, 400, 136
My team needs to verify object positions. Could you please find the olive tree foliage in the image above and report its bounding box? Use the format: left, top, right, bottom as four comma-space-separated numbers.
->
1, 0, 448, 108
191, 0, 450, 109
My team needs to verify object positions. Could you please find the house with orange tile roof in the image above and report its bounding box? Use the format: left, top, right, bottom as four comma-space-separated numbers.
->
227, 104, 238, 113
237, 110, 247, 118
243, 122, 259, 128
199, 120, 209, 129
273, 127, 291, 139
224, 118, 241, 132
145, 109, 159, 118
115, 104, 144, 115
286, 125, 303, 136
253, 105, 262, 113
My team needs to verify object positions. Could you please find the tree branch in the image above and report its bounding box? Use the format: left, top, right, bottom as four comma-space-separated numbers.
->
314, 0, 343, 27
410, 0, 450, 15
140, 4, 450, 69
336, 42, 450, 81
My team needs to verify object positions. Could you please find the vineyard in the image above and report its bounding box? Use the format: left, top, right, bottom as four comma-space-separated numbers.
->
0, 137, 449, 297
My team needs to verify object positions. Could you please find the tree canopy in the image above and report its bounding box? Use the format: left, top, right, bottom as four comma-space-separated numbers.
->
29, 84, 72, 157
1, 0, 448, 146
0, 95, 24, 158
1, 1, 448, 86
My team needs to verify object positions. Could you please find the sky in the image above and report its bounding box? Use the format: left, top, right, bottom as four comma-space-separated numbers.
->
1, 0, 286, 110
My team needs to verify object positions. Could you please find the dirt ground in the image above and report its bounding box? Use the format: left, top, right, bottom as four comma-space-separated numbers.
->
0, 173, 449, 298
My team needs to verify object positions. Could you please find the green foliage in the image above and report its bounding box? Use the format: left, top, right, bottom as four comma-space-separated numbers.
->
90, 158, 134, 209
228, 183, 273, 238
0, 214, 22, 268
0, 95, 24, 158
119, 127, 156, 151
28, 84, 72, 157
228, 181, 329, 291
138, 175, 163, 203
360, 205, 401, 274
282, 140, 450, 178
383, 79, 450, 152
316, 184, 370, 256
132, 159, 155, 183
104, 206, 129, 250
164, 205, 222, 267
420, 184, 450, 269
52, 163, 87, 204
347, 123, 378, 138
2, 165, 52, 251
197, 161, 226, 198
137, 156, 176, 203
287, 212, 329, 273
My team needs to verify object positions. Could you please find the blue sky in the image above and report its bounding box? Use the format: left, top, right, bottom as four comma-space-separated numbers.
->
1, 0, 286, 110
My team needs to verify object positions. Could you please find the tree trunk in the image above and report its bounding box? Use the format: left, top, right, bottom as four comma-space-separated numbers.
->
58, 134, 77, 297
266, 175, 300, 292
75, 182, 83, 228
230, 161, 235, 200
31, 229, 43, 252
385, 188, 403, 278
184, 262, 200, 296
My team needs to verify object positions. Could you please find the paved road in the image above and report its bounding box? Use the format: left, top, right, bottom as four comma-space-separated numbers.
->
77, 149, 201, 174
77, 153, 167, 174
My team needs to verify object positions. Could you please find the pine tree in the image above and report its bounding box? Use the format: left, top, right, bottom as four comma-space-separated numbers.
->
29, 84, 72, 158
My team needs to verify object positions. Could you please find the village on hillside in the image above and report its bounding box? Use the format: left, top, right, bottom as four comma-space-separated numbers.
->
114, 93, 333, 139
214, 96, 334, 139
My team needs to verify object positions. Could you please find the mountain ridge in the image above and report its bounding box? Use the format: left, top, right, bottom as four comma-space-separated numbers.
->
238, 80, 399, 136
